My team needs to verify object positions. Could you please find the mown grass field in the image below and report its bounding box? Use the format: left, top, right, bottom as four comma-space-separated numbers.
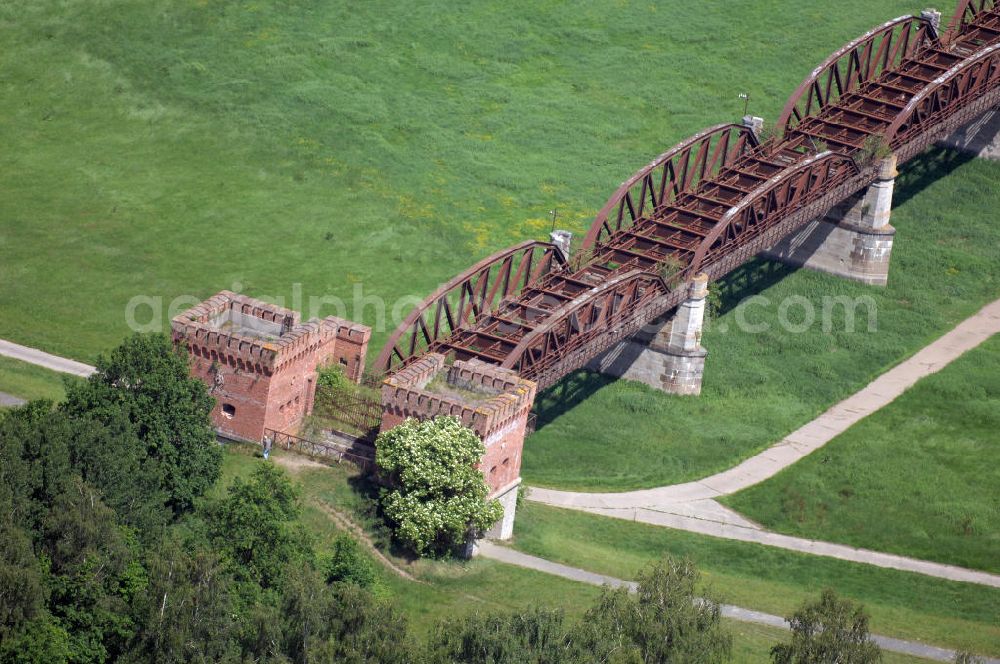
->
220, 446, 937, 662
723, 334, 1000, 574
523, 148, 1000, 490
511, 501, 1000, 657
0, 355, 75, 402
2, 0, 918, 361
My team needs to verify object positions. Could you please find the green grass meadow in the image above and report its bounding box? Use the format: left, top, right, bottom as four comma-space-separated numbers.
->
523, 148, 1000, 490
2, 0, 919, 361
724, 334, 1000, 574
511, 501, 1000, 656
0, 355, 75, 403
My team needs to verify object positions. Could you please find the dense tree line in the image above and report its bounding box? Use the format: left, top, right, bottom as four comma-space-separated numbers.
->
0, 333, 901, 663
0, 335, 405, 663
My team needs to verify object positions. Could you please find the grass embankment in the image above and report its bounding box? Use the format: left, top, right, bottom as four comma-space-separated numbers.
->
0, 356, 76, 403
524, 148, 1000, 491
723, 334, 1000, 574
2, 0, 917, 361
511, 501, 1000, 657
217, 447, 602, 634
220, 445, 976, 660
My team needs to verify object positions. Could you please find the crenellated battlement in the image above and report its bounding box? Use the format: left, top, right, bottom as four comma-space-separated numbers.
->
172, 291, 372, 442
381, 353, 535, 442
172, 293, 368, 375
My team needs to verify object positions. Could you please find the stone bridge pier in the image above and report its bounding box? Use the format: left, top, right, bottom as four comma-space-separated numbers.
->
763, 155, 898, 287
589, 273, 710, 396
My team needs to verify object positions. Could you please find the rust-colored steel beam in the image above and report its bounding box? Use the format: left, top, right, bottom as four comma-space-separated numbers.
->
581, 123, 759, 251
688, 152, 862, 277
886, 42, 1000, 147
945, 0, 999, 42
500, 270, 676, 382
778, 16, 939, 133
373, 240, 567, 373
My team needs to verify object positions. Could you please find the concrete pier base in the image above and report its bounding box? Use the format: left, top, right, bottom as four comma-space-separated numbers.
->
590, 274, 709, 396
763, 155, 897, 287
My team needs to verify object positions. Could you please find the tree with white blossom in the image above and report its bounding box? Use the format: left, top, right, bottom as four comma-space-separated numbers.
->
376, 416, 502, 556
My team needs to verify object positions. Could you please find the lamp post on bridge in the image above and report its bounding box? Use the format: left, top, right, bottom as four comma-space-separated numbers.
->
739, 92, 750, 117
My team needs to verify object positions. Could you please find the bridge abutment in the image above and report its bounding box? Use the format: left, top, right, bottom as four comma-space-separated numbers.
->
762, 155, 897, 287
589, 273, 709, 395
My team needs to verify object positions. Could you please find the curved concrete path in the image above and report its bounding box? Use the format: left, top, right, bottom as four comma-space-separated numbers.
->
477, 542, 999, 664
529, 298, 1000, 587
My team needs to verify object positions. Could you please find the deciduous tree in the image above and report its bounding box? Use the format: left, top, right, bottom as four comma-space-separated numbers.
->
209, 462, 312, 589
63, 333, 221, 514
375, 416, 502, 556
771, 589, 882, 664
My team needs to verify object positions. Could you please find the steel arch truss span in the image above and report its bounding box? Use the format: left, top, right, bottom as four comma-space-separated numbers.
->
946, 0, 1000, 41
582, 124, 759, 251
778, 16, 939, 133
500, 270, 676, 383
374, 240, 567, 373
689, 153, 862, 277
887, 42, 1000, 150
375, 3, 1000, 389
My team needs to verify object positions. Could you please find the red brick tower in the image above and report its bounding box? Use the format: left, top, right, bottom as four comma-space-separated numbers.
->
380, 353, 536, 539
172, 291, 370, 442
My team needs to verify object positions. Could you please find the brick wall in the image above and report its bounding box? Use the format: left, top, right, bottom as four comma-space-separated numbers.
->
380, 354, 536, 497
172, 292, 371, 442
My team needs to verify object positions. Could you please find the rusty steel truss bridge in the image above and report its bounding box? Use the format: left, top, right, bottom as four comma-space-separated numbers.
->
375, 1, 1000, 390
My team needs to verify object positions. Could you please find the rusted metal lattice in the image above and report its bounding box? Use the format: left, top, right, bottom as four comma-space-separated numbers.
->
375, 5, 1000, 389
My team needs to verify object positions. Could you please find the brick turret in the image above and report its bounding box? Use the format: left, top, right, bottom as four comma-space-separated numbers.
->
172, 291, 370, 442
381, 353, 536, 540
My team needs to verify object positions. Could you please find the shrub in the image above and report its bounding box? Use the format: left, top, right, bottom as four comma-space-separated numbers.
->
375, 416, 503, 556
317, 362, 351, 392
326, 534, 376, 588
771, 589, 881, 664
657, 255, 685, 286
860, 135, 893, 164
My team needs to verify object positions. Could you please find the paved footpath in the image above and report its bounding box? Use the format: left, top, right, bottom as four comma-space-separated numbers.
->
529, 298, 1000, 588
477, 542, 998, 664
0, 339, 96, 377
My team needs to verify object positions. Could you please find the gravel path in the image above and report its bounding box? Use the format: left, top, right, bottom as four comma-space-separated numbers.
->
0, 339, 96, 377
0, 392, 27, 407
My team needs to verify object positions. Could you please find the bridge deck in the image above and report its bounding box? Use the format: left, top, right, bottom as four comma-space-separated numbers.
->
383, 4, 1000, 388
